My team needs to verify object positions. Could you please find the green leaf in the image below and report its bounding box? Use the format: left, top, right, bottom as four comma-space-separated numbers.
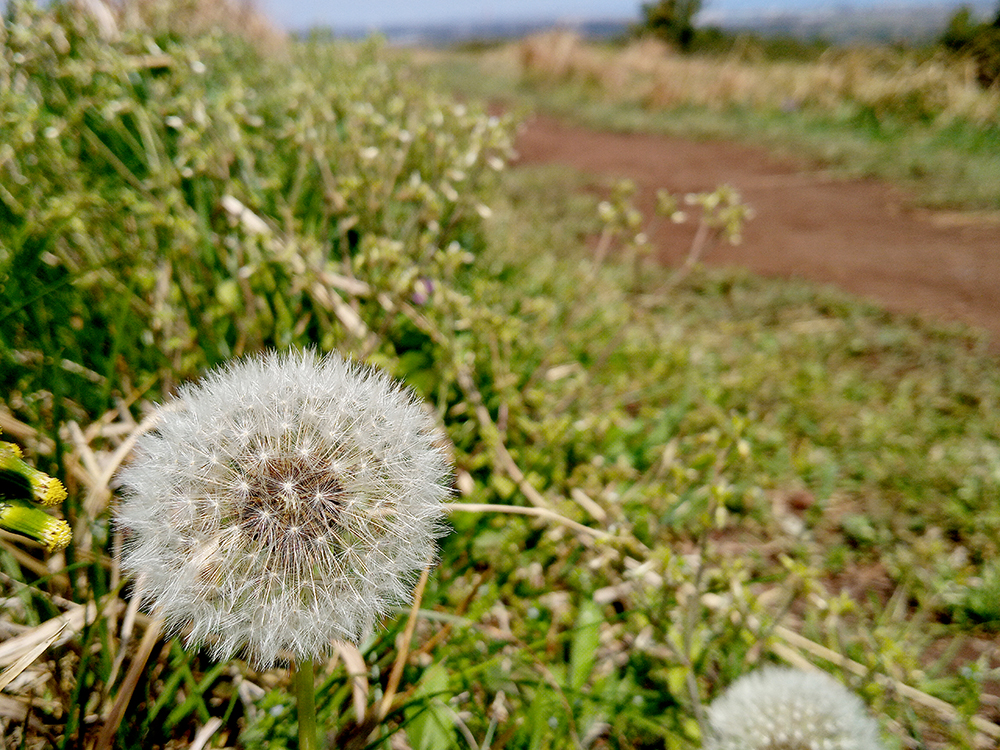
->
406, 663, 454, 750
568, 599, 602, 692
528, 687, 558, 750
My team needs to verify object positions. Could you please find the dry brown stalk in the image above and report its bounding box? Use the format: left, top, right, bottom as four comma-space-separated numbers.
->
450, 502, 610, 540
332, 642, 369, 727
188, 717, 224, 750
0, 411, 51, 451
0, 602, 99, 667
0, 621, 67, 693
94, 618, 164, 750
378, 565, 432, 721
0, 537, 60, 581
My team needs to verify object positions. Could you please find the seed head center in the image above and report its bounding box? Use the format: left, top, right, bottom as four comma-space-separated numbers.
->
236, 456, 346, 554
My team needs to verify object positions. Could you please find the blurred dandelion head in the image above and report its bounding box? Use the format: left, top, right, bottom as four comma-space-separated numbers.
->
115, 350, 451, 667
705, 666, 884, 750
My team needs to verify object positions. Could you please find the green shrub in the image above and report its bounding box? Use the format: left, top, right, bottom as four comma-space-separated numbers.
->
0, 1, 514, 427
940, 3, 1000, 87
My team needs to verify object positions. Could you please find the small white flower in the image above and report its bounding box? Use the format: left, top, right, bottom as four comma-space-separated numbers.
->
115, 350, 450, 667
440, 182, 459, 203
705, 666, 884, 750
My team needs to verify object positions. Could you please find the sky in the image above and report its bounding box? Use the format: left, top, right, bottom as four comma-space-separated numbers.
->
257, 0, 951, 32
258, 0, 636, 30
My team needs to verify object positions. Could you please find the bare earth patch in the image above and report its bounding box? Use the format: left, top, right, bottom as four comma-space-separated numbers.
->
514, 115, 1000, 344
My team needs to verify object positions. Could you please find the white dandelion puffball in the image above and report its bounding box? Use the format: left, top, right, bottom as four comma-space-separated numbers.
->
705, 666, 884, 750
115, 350, 451, 667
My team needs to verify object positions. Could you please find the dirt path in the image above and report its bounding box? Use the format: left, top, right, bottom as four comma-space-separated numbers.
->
514, 115, 1000, 343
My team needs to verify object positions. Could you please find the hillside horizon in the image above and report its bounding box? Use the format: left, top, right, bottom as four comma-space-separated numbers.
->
296, 0, 995, 45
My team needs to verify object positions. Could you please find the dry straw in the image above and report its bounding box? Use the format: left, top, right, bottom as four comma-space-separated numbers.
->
72, 0, 286, 51
512, 31, 1000, 124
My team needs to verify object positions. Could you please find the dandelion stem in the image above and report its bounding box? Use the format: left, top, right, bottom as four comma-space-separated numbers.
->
295, 658, 319, 750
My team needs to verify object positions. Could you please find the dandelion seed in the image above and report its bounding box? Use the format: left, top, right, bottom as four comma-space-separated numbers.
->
705, 666, 884, 750
115, 350, 451, 668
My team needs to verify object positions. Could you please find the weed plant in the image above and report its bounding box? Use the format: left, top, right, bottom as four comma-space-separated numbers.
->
1, 4, 999, 749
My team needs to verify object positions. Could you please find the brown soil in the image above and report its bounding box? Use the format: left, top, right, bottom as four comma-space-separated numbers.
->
514, 115, 1000, 344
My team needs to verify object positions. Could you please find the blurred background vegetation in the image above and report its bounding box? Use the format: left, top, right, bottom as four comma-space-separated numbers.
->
939, 3, 1000, 86
1, 0, 999, 748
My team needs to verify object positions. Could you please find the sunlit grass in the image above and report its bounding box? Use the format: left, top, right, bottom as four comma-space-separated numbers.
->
2, 5, 1000, 749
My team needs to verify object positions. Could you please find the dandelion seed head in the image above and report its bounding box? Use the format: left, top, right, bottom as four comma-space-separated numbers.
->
115, 350, 451, 667
705, 667, 884, 750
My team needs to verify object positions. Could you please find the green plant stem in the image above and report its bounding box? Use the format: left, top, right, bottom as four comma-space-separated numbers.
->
295, 658, 319, 750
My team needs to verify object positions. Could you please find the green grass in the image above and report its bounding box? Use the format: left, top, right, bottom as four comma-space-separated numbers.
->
421, 51, 1000, 211
459, 162, 1000, 748
2, 6, 1000, 749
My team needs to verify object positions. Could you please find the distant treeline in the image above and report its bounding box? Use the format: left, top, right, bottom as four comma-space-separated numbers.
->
306, 1, 997, 55
636, 0, 1000, 83
939, 3, 1000, 85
